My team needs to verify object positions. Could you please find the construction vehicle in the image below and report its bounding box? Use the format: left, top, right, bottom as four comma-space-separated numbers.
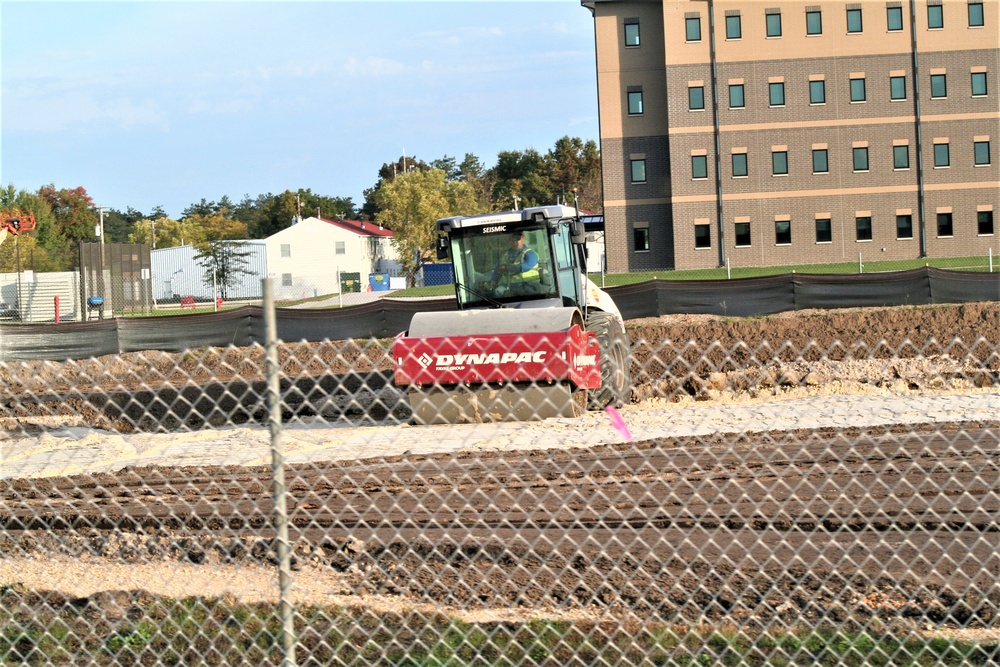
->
393, 203, 632, 424
0, 210, 36, 246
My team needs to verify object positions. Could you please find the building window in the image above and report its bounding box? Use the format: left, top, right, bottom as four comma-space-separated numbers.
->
847, 8, 864, 33
810, 79, 826, 104
624, 20, 640, 47
850, 77, 867, 102
691, 155, 708, 179
695, 223, 712, 249
896, 214, 914, 239
726, 14, 742, 39
893, 144, 910, 169
772, 150, 788, 175
732, 152, 748, 177
971, 72, 988, 96
937, 212, 953, 237
969, 1, 985, 27
856, 216, 873, 241
806, 9, 823, 35
769, 82, 785, 106
280, 243, 291, 258
735, 222, 752, 247
688, 86, 705, 110
775, 220, 792, 245
927, 3, 944, 29
766, 11, 782, 37
685, 16, 701, 41
853, 147, 869, 171
816, 218, 832, 243
728, 84, 745, 108
628, 90, 644, 115
813, 148, 829, 173
975, 140, 991, 165
887, 6, 904, 31
281, 273, 293, 287
979, 211, 995, 235
335, 241, 346, 255
934, 142, 950, 167
890, 75, 907, 100
930, 73, 947, 98
634, 226, 650, 251
630, 159, 647, 183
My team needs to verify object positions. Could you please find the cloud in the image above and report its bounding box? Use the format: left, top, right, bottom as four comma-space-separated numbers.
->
4, 89, 168, 133
343, 56, 408, 78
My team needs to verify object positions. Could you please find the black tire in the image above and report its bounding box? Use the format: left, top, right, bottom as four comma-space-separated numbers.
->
586, 310, 633, 409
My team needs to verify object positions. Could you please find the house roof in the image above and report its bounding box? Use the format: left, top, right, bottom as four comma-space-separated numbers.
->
317, 216, 393, 238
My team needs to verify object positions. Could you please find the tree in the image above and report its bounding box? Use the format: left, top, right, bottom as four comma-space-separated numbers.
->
488, 149, 548, 209
37, 185, 98, 268
193, 241, 253, 300
128, 216, 191, 248
372, 169, 479, 286
542, 136, 602, 212
361, 154, 432, 221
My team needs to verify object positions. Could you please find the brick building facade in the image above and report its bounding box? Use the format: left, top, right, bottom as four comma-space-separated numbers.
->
582, 0, 999, 273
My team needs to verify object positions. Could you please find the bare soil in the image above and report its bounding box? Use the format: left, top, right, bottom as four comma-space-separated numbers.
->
1, 303, 999, 646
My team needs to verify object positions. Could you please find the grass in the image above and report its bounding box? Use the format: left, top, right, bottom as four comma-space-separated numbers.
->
1, 595, 996, 666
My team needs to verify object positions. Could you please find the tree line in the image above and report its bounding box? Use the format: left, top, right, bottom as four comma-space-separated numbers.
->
0, 136, 601, 278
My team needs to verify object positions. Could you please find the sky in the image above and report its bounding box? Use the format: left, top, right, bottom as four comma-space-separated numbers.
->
0, 0, 599, 219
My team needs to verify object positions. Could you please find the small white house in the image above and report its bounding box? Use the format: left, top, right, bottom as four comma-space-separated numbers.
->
265, 216, 402, 300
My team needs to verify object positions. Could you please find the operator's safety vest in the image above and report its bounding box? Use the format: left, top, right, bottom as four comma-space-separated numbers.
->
508, 247, 539, 283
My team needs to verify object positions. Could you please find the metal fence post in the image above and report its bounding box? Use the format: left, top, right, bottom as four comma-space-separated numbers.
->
264, 277, 297, 667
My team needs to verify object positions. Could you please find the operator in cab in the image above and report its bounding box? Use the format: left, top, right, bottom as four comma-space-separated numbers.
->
491, 231, 540, 295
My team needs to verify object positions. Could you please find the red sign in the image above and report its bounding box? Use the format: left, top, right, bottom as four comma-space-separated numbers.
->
394, 324, 601, 390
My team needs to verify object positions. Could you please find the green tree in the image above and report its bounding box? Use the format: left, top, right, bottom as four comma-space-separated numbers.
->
37, 185, 98, 268
361, 154, 432, 221
543, 136, 603, 212
373, 169, 479, 286
193, 241, 253, 300
128, 216, 188, 248
488, 149, 548, 209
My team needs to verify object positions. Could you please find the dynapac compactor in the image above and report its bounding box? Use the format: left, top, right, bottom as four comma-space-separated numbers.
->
393, 204, 632, 424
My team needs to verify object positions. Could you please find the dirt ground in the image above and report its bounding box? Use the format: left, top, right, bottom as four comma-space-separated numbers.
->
1, 303, 998, 649
1, 302, 997, 434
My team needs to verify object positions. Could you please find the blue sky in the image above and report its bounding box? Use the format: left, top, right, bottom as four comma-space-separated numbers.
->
1, 0, 598, 219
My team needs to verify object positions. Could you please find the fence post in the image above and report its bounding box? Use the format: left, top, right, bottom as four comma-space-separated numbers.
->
263, 277, 297, 667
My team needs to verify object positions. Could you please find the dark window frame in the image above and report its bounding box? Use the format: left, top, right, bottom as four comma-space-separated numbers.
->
735, 222, 752, 247
688, 86, 705, 111
887, 5, 904, 31
729, 83, 745, 108
815, 218, 833, 243
930, 73, 948, 98
890, 75, 907, 101
853, 146, 870, 171
927, 3, 944, 29
772, 150, 789, 176
850, 77, 867, 102
630, 158, 647, 183
978, 210, 995, 235
694, 223, 712, 249
766, 12, 782, 37
969, 1, 985, 27
933, 142, 950, 167
732, 152, 748, 177
847, 7, 864, 33
806, 9, 823, 35
974, 141, 991, 166
725, 14, 742, 39
628, 90, 644, 115
813, 148, 829, 173
896, 214, 914, 239
937, 212, 954, 237
691, 154, 709, 179
624, 20, 641, 47
893, 144, 910, 169
971, 72, 988, 96
856, 215, 873, 241
633, 226, 650, 252
685, 16, 702, 41
774, 219, 792, 245
809, 79, 826, 104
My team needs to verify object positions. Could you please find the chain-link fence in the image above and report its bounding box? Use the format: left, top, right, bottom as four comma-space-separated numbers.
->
1, 285, 998, 665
